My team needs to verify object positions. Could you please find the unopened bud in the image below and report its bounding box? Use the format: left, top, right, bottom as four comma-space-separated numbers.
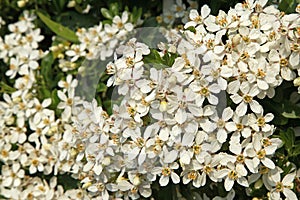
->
67, 1, 76, 8
232, 34, 241, 46
133, 175, 141, 186
293, 77, 300, 86
254, 179, 263, 189
17, 0, 26, 8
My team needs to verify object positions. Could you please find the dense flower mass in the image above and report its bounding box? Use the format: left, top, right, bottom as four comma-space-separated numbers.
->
0, 0, 300, 199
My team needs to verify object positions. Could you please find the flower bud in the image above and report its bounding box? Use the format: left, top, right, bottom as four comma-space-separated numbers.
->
293, 77, 300, 86
133, 175, 141, 186
17, 0, 26, 8
254, 179, 263, 189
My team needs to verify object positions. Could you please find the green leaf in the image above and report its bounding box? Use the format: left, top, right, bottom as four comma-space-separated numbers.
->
278, 0, 298, 13
101, 8, 113, 19
110, 3, 119, 16
162, 52, 177, 67
143, 49, 164, 64
37, 11, 79, 43
185, 26, 196, 33
281, 99, 300, 119
96, 82, 107, 93
131, 6, 142, 24
282, 111, 300, 119
50, 89, 60, 109
279, 128, 295, 155
41, 52, 55, 87
292, 145, 300, 157
0, 81, 16, 94
52, 0, 66, 12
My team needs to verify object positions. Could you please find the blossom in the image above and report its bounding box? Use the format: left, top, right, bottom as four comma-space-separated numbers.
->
269, 171, 297, 200
216, 162, 249, 191
230, 83, 263, 116
152, 162, 180, 186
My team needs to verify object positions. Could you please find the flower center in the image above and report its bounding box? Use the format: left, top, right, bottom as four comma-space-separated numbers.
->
200, 87, 209, 96
280, 58, 288, 67
203, 165, 212, 174
259, 166, 269, 174
228, 170, 238, 180
162, 167, 171, 176
243, 94, 252, 103
193, 144, 201, 154
275, 182, 284, 192
257, 117, 265, 126
257, 69, 266, 78
236, 154, 245, 163
257, 149, 266, 159
236, 123, 244, 131
187, 171, 197, 180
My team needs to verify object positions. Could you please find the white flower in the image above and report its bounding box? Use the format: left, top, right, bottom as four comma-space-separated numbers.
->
1, 163, 24, 187
244, 133, 277, 171
113, 11, 133, 32
5, 57, 22, 79
189, 79, 220, 106
269, 171, 297, 200
230, 83, 263, 116
184, 5, 210, 28
172, 0, 186, 18
268, 49, 296, 81
216, 162, 249, 191
58, 74, 78, 92
152, 162, 180, 186
211, 107, 234, 143
18, 47, 40, 75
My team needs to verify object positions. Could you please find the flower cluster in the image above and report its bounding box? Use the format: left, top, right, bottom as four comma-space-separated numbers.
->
58, 1, 300, 199
158, 0, 199, 26
50, 10, 134, 72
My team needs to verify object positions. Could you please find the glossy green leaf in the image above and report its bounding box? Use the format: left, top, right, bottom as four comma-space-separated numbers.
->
37, 11, 79, 43
279, 0, 298, 13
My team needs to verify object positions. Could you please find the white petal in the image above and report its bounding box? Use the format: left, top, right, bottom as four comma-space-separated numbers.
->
249, 100, 262, 113
180, 151, 191, 164
208, 94, 218, 105
237, 177, 249, 187
175, 108, 187, 124
236, 102, 247, 116
282, 173, 295, 186
118, 180, 132, 191
201, 5, 210, 18
159, 176, 169, 186
83, 161, 94, 172
138, 148, 146, 165
257, 79, 269, 90
171, 172, 180, 184
222, 107, 233, 121
224, 177, 234, 191
217, 129, 227, 143
261, 157, 275, 169
182, 132, 194, 146
93, 163, 103, 175
164, 150, 178, 163
283, 188, 297, 200
230, 94, 243, 104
